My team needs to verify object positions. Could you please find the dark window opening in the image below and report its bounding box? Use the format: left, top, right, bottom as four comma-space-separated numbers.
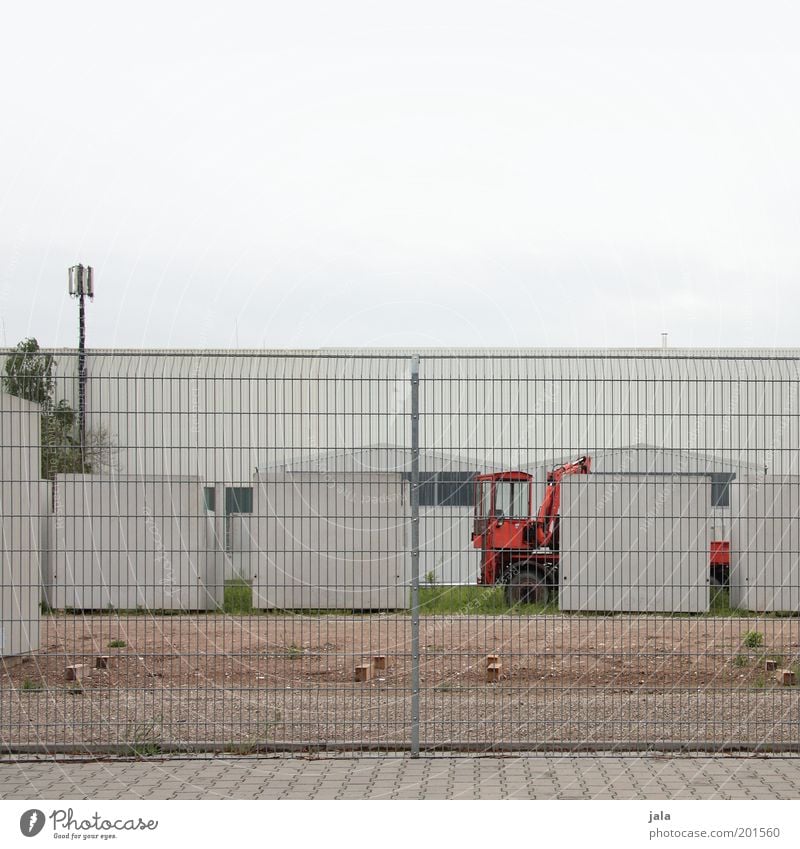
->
403, 472, 476, 507
711, 473, 734, 508
225, 486, 253, 514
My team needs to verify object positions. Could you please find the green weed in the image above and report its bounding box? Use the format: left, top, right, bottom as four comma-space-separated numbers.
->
743, 630, 764, 649
224, 579, 253, 614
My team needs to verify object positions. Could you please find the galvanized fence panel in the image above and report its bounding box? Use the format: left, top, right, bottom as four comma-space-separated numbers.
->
1, 349, 799, 756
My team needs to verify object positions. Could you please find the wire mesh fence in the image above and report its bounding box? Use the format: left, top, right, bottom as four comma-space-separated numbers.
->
2, 349, 800, 755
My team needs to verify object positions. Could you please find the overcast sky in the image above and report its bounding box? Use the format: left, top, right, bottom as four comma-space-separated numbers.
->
1, 1, 799, 350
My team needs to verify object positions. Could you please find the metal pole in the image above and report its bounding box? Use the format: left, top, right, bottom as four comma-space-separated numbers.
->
410, 355, 420, 757
78, 286, 86, 456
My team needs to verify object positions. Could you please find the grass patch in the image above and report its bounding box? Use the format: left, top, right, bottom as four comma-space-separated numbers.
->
107, 640, 127, 648
285, 644, 305, 660
124, 718, 163, 757
20, 678, 43, 691
733, 653, 750, 667
743, 630, 764, 649
709, 587, 750, 617
224, 579, 253, 614
419, 585, 557, 615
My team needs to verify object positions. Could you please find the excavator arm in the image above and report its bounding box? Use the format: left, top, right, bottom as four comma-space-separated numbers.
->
534, 454, 592, 547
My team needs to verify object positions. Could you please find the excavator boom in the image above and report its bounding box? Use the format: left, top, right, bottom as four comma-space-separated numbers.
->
535, 455, 592, 546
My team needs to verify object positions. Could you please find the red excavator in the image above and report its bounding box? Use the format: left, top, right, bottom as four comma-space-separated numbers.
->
472, 455, 591, 605
472, 453, 732, 605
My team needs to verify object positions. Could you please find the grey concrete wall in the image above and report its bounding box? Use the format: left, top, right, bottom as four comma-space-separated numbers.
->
559, 476, 710, 613
51, 475, 220, 611
239, 473, 410, 609
0, 481, 44, 656
729, 475, 800, 612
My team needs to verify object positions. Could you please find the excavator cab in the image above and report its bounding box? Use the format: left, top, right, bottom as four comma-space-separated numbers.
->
473, 472, 533, 584
472, 456, 592, 597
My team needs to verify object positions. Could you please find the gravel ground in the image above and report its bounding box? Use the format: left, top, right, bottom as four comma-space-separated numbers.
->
2, 614, 800, 750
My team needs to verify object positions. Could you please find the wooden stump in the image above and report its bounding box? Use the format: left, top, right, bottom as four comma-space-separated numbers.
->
765, 659, 778, 672
355, 664, 372, 682
486, 654, 500, 667
486, 663, 502, 683
372, 655, 387, 671
778, 669, 796, 686
95, 656, 110, 669
65, 664, 85, 682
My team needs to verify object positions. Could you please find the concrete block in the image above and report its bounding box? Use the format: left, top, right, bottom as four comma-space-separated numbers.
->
487, 663, 502, 683
65, 664, 85, 681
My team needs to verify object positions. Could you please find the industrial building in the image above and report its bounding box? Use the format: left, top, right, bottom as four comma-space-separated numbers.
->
1, 347, 800, 632
6, 347, 796, 481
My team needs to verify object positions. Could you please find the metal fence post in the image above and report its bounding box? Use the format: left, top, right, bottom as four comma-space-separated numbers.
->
410, 355, 420, 756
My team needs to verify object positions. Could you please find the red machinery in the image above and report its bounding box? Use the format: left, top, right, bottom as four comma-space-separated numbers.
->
472, 455, 591, 604
472, 454, 731, 605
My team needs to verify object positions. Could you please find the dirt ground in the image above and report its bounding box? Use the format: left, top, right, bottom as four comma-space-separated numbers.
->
3, 614, 800, 749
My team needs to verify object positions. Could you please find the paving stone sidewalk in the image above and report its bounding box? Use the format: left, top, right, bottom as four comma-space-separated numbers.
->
2, 756, 800, 800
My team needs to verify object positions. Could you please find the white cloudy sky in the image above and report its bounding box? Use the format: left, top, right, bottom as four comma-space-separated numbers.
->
1, 1, 799, 349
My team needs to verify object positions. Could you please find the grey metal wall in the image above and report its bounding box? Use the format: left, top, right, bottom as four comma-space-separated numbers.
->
559, 476, 711, 613
50, 475, 219, 611
6, 348, 799, 482
0, 482, 44, 656
0, 391, 41, 483
0, 391, 42, 656
730, 475, 800, 613
235, 472, 410, 610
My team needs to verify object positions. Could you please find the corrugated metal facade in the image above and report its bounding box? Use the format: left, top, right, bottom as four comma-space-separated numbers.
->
3, 348, 796, 482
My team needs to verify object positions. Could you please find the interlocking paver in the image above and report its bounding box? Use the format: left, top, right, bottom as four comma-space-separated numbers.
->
3, 756, 800, 799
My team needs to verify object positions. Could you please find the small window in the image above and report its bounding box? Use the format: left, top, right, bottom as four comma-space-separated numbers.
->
418, 473, 438, 507
403, 472, 476, 507
225, 486, 253, 514
437, 472, 476, 507
711, 473, 734, 508
203, 487, 216, 512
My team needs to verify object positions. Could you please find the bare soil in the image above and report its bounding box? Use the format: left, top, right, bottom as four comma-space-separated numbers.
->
3, 615, 800, 749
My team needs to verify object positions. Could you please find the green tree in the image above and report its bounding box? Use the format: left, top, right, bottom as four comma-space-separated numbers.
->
2, 337, 55, 408
3, 337, 115, 479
